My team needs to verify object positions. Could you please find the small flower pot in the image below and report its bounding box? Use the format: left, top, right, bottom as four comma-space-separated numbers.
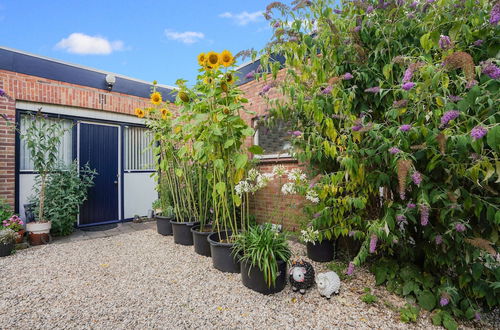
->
26, 221, 52, 246
156, 215, 174, 236
240, 259, 287, 295
207, 231, 240, 273
0, 242, 14, 257
306, 239, 336, 262
170, 219, 200, 246
191, 224, 214, 257
15, 229, 25, 244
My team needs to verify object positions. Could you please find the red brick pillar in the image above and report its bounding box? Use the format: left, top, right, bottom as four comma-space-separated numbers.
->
0, 75, 16, 209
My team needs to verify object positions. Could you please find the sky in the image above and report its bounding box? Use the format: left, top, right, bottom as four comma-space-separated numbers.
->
0, 0, 279, 86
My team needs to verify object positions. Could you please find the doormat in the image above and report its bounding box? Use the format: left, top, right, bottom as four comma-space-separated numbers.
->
80, 224, 118, 232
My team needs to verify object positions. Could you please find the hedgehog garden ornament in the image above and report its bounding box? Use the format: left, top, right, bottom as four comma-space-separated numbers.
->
316, 271, 341, 299
289, 259, 315, 294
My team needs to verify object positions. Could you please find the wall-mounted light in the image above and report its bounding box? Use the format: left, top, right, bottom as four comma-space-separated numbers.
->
105, 74, 116, 91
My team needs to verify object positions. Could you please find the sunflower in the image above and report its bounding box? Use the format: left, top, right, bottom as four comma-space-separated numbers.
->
135, 108, 145, 118
150, 92, 162, 105
174, 126, 182, 134
178, 91, 190, 103
204, 76, 213, 84
205, 51, 220, 69
160, 108, 172, 119
197, 53, 207, 67
220, 82, 228, 92
220, 50, 234, 67
225, 73, 234, 84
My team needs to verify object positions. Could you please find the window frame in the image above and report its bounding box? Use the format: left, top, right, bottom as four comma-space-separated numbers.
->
252, 117, 293, 160
123, 125, 155, 172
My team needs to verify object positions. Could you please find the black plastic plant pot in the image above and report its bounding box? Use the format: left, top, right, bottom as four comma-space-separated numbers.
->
191, 224, 214, 257
207, 231, 240, 273
0, 242, 14, 257
170, 219, 200, 245
156, 215, 174, 236
306, 239, 336, 262
240, 259, 287, 295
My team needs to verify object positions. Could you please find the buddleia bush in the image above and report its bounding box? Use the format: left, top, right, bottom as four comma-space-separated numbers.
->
260, 0, 499, 322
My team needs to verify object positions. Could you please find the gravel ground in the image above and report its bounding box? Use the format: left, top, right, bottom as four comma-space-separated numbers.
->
0, 226, 494, 329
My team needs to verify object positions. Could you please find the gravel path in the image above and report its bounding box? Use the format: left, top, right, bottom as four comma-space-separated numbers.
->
0, 225, 490, 329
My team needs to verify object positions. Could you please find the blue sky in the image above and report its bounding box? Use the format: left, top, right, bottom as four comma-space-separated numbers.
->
0, 0, 278, 86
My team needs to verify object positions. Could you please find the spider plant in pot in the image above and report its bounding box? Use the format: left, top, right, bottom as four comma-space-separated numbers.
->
20, 110, 67, 246
0, 229, 18, 257
232, 224, 291, 295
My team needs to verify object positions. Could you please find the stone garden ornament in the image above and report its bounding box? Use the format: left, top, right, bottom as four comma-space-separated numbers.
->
316, 271, 341, 299
289, 259, 315, 294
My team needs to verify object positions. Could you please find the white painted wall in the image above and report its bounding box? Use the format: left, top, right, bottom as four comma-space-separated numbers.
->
18, 174, 37, 221
123, 172, 157, 219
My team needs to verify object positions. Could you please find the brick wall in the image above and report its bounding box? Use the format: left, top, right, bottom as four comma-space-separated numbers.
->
0, 69, 152, 209
239, 71, 304, 231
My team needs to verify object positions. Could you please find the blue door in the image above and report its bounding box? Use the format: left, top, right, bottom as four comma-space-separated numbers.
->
79, 123, 119, 226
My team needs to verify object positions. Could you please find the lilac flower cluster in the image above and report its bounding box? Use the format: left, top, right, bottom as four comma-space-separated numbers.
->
402, 68, 414, 83
448, 95, 462, 102
490, 2, 500, 25
473, 39, 484, 46
346, 262, 355, 275
259, 84, 273, 95
389, 147, 401, 154
366, 5, 374, 13
471, 126, 488, 140
396, 215, 406, 223
407, 203, 416, 209
245, 70, 255, 80
369, 234, 378, 253
438, 35, 453, 50
466, 79, 478, 89
412, 171, 422, 185
435, 235, 443, 245
352, 124, 363, 132
321, 85, 333, 94
440, 110, 460, 128
343, 72, 353, 80
400, 124, 412, 132
440, 297, 449, 307
482, 63, 500, 79
455, 223, 466, 232
419, 204, 429, 226
365, 86, 380, 93
402, 82, 415, 91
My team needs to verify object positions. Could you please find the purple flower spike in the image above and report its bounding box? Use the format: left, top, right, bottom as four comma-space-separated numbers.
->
407, 203, 416, 209
412, 171, 422, 185
351, 124, 363, 131
245, 70, 255, 80
346, 262, 355, 275
402, 68, 414, 83
420, 204, 429, 226
475, 312, 481, 321
490, 2, 500, 25
313, 212, 321, 218
369, 234, 378, 253
322, 85, 333, 94
389, 147, 401, 154
365, 86, 380, 93
440, 110, 460, 127
366, 5, 374, 13
396, 215, 406, 222
343, 72, 353, 80
273, 21, 281, 28
466, 80, 478, 89
440, 297, 449, 306
400, 124, 412, 132
438, 35, 453, 50
260, 84, 272, 95
292, 130, 302, 136
354, 26, 362, 32
473, 39, 484, 46
455, 223, 466, 232
334, 9, 342, 14
482, 63, 500, 79
448, 95, 462, 102
0, 88, 5, 97
471, 126, 488, 140
435, 235, 443, 245
402, 82, 415, 91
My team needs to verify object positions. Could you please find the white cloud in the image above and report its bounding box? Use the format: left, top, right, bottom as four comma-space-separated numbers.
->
55, 33, 124, 55
219, 11, 264, 26
164, 30, 204, 44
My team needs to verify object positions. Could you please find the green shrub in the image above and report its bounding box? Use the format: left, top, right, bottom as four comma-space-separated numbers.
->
327, 261, 349, 281
361, 289, 378, 304
260, 0, 499, 320
0, 198, 12, 223
400, 304, 420, 323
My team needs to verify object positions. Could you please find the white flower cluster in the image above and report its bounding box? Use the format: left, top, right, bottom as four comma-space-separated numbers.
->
255, 172, 274, 191
301, 227, 320, 244
287, 168, 307, 182
235, 180, 252, 196
281, 182, 297, 195
272, 165, 287, 176
247, 168, 259, 181
305, 190, 320, 204
235, 170, 276, 196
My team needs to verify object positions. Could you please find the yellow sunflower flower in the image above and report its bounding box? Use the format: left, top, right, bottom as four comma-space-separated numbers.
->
205, 51, 220, 69
225, 73, 234, 84
160, 108, 172, 119
135, 108, 145, 118
197, 53, 207, 67
204, 76, 213, 84
178, 91, 190, 103
220, 50, 234, 67
174, 126, 182, 134
150, 92, 162, 105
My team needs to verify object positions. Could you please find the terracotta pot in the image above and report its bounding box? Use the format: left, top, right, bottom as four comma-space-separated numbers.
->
15, 229, 25, 244
26, 222, 52, 246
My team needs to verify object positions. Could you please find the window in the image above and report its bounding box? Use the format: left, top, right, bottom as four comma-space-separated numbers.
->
253, 119, 292, 159
124, 126, 154, 171
19, 115, 73, 171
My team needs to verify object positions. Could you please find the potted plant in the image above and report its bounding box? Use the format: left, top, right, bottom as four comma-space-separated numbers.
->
301, 226, 336, 262
0, 229, 18, 257
233, 224, 291, 294
155, 204, 175, 236
20, 110, 67, 245
2, 215, 25, 243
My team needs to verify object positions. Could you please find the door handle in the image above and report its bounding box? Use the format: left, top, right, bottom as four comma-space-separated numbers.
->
114, 180, 118, 184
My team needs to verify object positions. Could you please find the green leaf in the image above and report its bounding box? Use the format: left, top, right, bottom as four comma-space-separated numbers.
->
241, 127, 255, 136
215, 182, 226, 196
486, 125, 500, 153
420, 33, 431, 52
442, 315, 458, 330
234, 153, 248, 169
175, 168, 183, 177
431, 312, 442, 326
417, 290, 436, 311
223, 139, 234, 149
248, 145, 264, 155
472, 263, 483, 281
